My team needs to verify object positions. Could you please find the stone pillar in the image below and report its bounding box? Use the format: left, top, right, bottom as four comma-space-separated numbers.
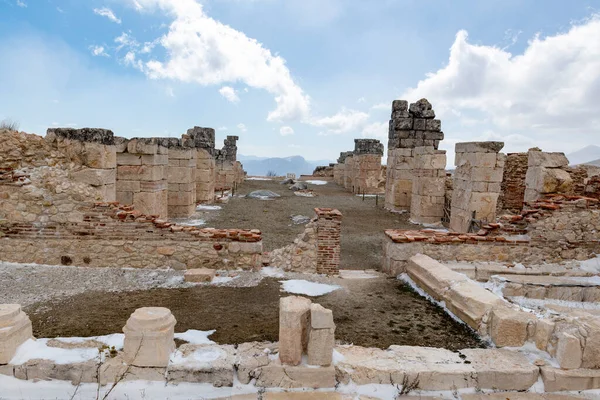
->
46, 128, 117, 201
160, 139, 197, 218
0, 304, 33, 364
117, 138, 168, 217
186, 127, 217, 204
343, 154, 355, 191
315, 208, 342, 275
352, 139, 384, 194
279, 296, 312, 366
384, 99, 444, 212
307, 304, 335, 366
524, 150, 573, 203
123, 307, 176, 367
215, 135, 241, 189
410, 147, 447, 225
450, 142, 505, 233
498, 152, 529, 212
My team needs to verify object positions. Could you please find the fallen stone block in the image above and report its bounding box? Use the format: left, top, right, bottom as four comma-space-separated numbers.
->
541, 366, 600, 392
406, 254, 469, 301
556, 331, 583, 369
184, 268, 216, 283
489, 305, 536, 347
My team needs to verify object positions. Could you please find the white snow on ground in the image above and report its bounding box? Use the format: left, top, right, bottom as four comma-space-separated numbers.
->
260, 266, 285, 278
10, 339, 101, 365
280, 279, 341, 296
196, 205, 222, 211
305, 180, 328, 185
212, 276, 235, 284
176, 218, 206, 226
246, 177, 272, 181
174, 330, 216, 345
170, 347, 225, 368
55, 333, 125, 349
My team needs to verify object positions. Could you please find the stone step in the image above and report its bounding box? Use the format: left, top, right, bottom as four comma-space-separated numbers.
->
446, 261, 594, 282
541, 366, 600, 392
495, 274, 600, 302
462, 394, 585, 400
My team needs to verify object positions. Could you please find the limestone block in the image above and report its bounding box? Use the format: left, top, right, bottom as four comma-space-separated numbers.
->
556, 332, 582, 369
118, 165, 164, 182
460, 348, 539, 391
279, 296, 311, 366
127, 139, 158, 155
13, 359, 98, 384
535, 318, 556, 351
470, 167, 504, 183
444, 281, 504, 329
235, 341, 275, 384
406, 254, 468, 301
581, 319, 600, 369
254, 360, 336, 388
307, 327, 334, 366
98, 183, 116, 202
455, 142, 504, 154
99, 355, 166, 384
71, 168, 116, 187
541, 366, 600, 391
117, 152, 142, 166
123, 307, 176, 367
140, 180, 168, 192
168, 191, 195, 206
489, 306, 535, 347
168, 167, 195, 184
167, 344, 235, 386
82, 142, 117, 169
528, 151, 569, 168
540, 168, 573, 194
142, 154, 169, 166
133, 191, 167, 217
116, 191, 134, 205
116, 180, 141, 193
0, 304, 33, 364
184, 268, 216, 283
310, 304, 334, 329
468, 192, 500, 221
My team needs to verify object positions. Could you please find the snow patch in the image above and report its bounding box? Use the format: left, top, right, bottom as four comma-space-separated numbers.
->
212, 276, 235, 284
280, 280, 340, 296
579, 254, 600, 273
176, 218, 206, 226
246, 177, 272, 181
261, 266, 285, 278
170, 347, 225, 368
174, 329, 216, 345
10, 339, 101, 365
305, 180, 328, 185
196, 205, 222, 211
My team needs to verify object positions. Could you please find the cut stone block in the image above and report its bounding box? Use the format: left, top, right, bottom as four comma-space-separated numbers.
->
406, 254, 468, 301
253, 358, 336, 389
541, 366, 600, 392
0, 304, 33, 364
556, 332, 583, 369
184, 268, 216, 283
122, 307, 176, 367
307, 327, 334, 366
279, 296, 311, 366
167, 344, 235, 387
310, 304, 334, 329
489, 305, 535, 347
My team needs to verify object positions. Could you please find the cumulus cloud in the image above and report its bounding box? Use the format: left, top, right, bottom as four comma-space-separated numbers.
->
94, 7, 122, 24
402, 16, 600, 153
219, 86, 240, 103
311, 108, 369, 135
237, 123, 247, 132
280, 126, 294, 136
361, 121, 388, 139
126, 0, 310, 122
89, 45, 109, 57
115, 32, 138, 51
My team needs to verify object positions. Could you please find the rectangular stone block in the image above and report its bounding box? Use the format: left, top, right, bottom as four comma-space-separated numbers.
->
168, 167, 195, 184
394, 118, 413, 130
140, 180, 168, 192
455, 142, 504, 154
116, 191, 134, 205
117, 165, 164, 182
127, 139, 158, 155
117, 153, 142, 166
133, 190, 168, 217
528, 151, 569, 168
168, 191, 195, 206
98, 183, 116, 202
307, 328, 334, 366
279, 296, 312, 366
82, 142, 117, 169
71, 168, 116, 187
141, 154, 169, 166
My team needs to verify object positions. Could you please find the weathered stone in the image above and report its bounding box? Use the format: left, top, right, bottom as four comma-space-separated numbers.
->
541, 366, 600, 391
310, 304, 334, 329
307, 327, 334, 366
279, 296, 311, 366
254, 359, 336, 389
0, 304, 33, 364
122, 307, 176, 367
556, 331, 583, 369
184, 268, 216, 283
167, 344, 235, 387
489, 305, 535, 347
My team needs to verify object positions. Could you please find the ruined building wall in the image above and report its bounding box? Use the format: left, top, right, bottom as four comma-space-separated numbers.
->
343, 155, 355, 191
351, 139, 384, 194
524, 150, 573, 203
312, 164, 335, 177
215, 135, 245, 189
186, 127, 217, 204
410, 147, 447, 224
334, 152, 352, 186
116, 138, 169, 217
449, 142, 505, 233
497, 152, 528, 212
0, 129, 68, 169
385, 99, 444, 212
163, 140, 197, 218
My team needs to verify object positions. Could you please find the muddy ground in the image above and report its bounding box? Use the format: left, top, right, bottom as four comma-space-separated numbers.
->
202, 178, 414, 270
26, 277, 485, 351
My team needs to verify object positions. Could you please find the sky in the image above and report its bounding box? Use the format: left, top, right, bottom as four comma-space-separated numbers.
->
0, 0, 599, 165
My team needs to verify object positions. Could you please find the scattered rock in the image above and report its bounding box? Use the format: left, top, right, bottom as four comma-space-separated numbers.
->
289, 182, 308, 191
290, 215, 311, 225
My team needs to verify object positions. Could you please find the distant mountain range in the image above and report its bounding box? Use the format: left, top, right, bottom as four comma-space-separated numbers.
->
238, 155, 333, 176
567, 145, 600, 166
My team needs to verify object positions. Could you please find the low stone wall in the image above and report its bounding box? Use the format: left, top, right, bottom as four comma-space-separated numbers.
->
0, 202, 262, 270
269, 220, 317, 272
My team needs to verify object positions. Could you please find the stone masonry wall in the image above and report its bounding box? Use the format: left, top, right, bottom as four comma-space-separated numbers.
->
410, 147, 447, 224
385, 99, 444, 212
116, 138, 169, 217
343, 155, 355, 191
186, 127, 217, 203
315, 208, 342, 275
351, 139, 384, 194
450, 142, 505, 233
498, 152, 528, 212
524, 150, 572, 203
164, 142, 197, 218
0, 129, 68, 169
215, 136, 245, 189
268, 220, 317, 273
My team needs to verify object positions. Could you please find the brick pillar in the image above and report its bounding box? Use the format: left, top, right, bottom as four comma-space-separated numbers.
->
117, 138, 168, 217
410, 146, 447, 224
167, 143, 197, 218
315, 208, 342, 275
450, 142, 505, 233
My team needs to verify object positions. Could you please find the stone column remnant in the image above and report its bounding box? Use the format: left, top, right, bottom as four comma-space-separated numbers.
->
450, 142, 505, 233
186, 127, 217, 204
352, 139, 384, 194
156, 138, 197, 218
524, 149, 573, 203
410, 146, 447, 224
279, 296, 312, 366
315, 208, 342, 275
46, 128, 117, 201
123, 307, 176, 367
0, 304, 33, 364
307, 303, 335, 366
385, 99, 444, 212
116, 138, 169, 217
215, 136, 244, 189
343, 154, 355, 191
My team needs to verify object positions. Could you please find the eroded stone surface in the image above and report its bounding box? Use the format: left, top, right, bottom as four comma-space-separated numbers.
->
122, 307, 176, 367
0, 304, 33, 364
279, 296, 311, 366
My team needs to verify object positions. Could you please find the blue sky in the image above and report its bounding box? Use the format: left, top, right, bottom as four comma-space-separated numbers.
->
1, 0, 599, 163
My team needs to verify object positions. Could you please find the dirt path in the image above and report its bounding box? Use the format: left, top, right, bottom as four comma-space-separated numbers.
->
26, 277, 485, 351
201, 178, 414, 270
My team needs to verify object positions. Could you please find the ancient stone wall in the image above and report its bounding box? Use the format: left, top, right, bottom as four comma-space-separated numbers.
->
410, 147, 447, 224
116, 138, 169, 217
163, 141, 197, 218
343, 154, 355, 190
524, 150, 572, 203
268, 220, 317, 273
312, 164, 334, 177
0, 129, 68, 169
215, 136, 245, 189
315, 208, 342, 275
385, 99, 444, 212
450, 142, 505, 233
351, 139, 384, 194
0, 202, 262, 270
186, 127, 217, 204
498, 152, 528, 212
334, 152, 352, 186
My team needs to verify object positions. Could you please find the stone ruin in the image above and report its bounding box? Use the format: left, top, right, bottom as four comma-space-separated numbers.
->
331, 139, 385, 194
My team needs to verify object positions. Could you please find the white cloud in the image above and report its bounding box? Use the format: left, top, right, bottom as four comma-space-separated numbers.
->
311, 108, 369, 135
165, 86, 175, 97
93, 7, 122, 24
89, 45, 109, 57
402, 16, 600, 153
361, 121, 388, 139
219, 86, 240, 103
280, 126, 294, 136
115, 32, 138, 51
237, 123, 247, 132
127, 0, 310, 122
16, 0, 26, 8
123, 51, 144, 71
371, 102, 390, 110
